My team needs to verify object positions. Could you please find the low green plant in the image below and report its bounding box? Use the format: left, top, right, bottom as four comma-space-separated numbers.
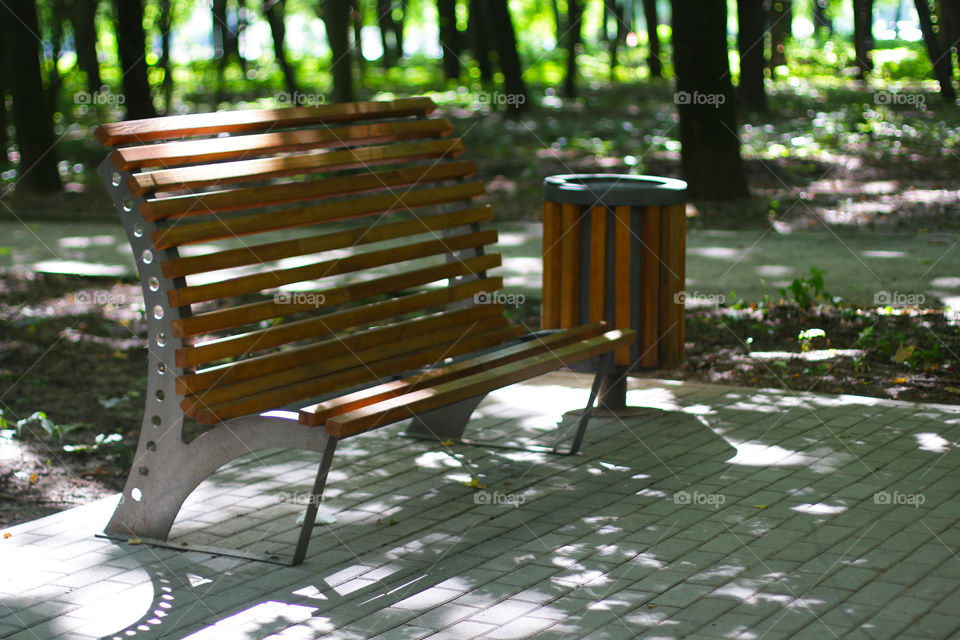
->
780, 266, 832, 308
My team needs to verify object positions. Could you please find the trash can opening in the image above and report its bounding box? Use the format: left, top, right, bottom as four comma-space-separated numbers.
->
543, 174, 687, 207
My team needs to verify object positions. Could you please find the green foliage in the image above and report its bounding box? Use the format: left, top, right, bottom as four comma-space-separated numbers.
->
780, 267, 832, 308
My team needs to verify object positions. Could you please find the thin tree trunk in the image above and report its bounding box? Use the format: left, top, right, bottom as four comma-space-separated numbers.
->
395, 0, 406, 54
321, 0, 354, 102
0, 45, 8, 167
376, 0, 396, 68
351, 0, 364, 77
47, 0, 64, 115
115, 0, 156, 119
915, 0, 957, 101
672, 0, 749, 200
606, 0, 619, 82
738, 0, 767, 112
642, 0, 662, 78
0, 0, 60, 192
563, 0, 583, 97
768, 0, 791, 68
265, 0, 298, 94
469, 0, 493, 82
438, 0, 460, 80
68, 0, 102, 93
483, 0, 527, 114
813, 0, 831, 34
853, 0, 874, 79
159, 0, 173, 113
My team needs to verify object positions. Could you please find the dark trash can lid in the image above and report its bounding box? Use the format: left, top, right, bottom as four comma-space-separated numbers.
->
543, 174, 687, 207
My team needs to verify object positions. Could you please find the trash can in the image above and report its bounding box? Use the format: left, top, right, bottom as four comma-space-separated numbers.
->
541, 174, 687, 378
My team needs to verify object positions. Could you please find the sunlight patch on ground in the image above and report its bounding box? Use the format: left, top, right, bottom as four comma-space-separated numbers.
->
725, 442, 816, 466
791, 502, 848, 515
743, 348, 866, 361
914, 432, 952, 453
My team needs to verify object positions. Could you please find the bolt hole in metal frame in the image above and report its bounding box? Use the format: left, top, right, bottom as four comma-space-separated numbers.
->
95, 159, 618, 566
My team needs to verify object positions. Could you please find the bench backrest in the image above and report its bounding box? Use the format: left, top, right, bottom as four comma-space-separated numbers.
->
96, 98, 518, 426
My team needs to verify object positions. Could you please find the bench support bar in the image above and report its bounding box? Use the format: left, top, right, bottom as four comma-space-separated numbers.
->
292, 436, 340, 565
554, 352, 616, 455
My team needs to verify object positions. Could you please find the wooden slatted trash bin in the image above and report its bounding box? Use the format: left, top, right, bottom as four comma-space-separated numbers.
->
542, 174, 687, 405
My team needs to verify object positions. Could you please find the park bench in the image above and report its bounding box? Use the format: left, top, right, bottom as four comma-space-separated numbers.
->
95, 97, 634, 565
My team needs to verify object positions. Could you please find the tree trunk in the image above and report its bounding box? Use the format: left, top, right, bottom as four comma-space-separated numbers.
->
438, 0, 460, 80
813, 0, 831, 33
159, 0, 174, 113
738, 0, 767, 112
0, 0, 60, 192
563, 0, 583, 97
321, 0, 353, 103
376, 0, 396, 68
767, 0, 791, 68
351, 0, 365, 77
853, 0, 874, 79
395, 0, 406, 54
672, 0, 749, 200
0, 46, 8, 167
115, 0, 157, 119
915, 0, 957, 101
606, 0, 620, 82
469, 0, 493, 82
47, 0, 64, 115
642, 0, 662, 78
939, 0, 960, 70
265, 0, 298, 94
68, 0, 102, 93
483, 0, 527, 113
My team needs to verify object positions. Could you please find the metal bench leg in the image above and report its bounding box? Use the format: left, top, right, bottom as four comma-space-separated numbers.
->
292, 436, 339, 566
554, 352, 616, 456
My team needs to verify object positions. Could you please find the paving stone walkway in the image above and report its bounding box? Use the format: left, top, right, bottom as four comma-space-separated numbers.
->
2, 375, 959, 639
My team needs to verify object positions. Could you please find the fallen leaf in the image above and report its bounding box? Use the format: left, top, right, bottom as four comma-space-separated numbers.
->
111, 350, 128, 360
945, 387, 960, 395
752, 505, 767, 510
440, 440, 455, 446
464, 477, 486, 490
128, 537, 142, 545
3, 533, 11, 539
893, 343, 915, 365
28, 473, 37, 484
892, 377, 907, 384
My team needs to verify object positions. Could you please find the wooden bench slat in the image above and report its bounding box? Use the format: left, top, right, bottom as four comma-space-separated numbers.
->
540, 200, 562, 329
142, 161, 478, 220
182, 314, 511, 412
614, 205, 632, 366
192, 324, 526, 425
94, 96, 436, 145
111, 119, 453, 170
177, 304, 504, 394
299, 322, 611, 426
128, 139, 466, 196
175, 275, 503, 368
639, 205, 661, 367
152, 181, 485, 249
559, 203, 581, 327
161, 205, 492, 279
172, 253, 501, 338
325, 329, 635, 437
588, 206, 607, 324
168, 228, 498, 307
